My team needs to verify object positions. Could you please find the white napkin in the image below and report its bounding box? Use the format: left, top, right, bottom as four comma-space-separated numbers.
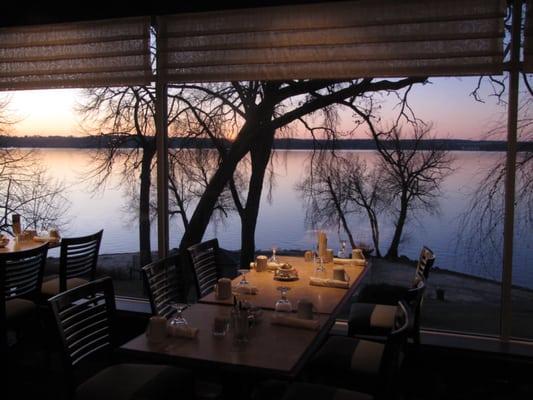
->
33, 236, 60, 243
271, 314, 320, 331
309, 277, 349, 289
333, 258, 366, 266
232, 285, 259, 295
168, 325, 199, 339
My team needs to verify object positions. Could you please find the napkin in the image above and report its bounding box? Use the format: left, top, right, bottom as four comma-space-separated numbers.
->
267, 262, 283, 271
271, 314, 320, 331
33, 236, 60, 243
309, 277, 349, 289
232, 285, 259, 295
333, 258, 366, 266
168, 324, 199, 339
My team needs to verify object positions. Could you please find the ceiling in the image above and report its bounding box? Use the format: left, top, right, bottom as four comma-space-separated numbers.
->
0, 0, 336, 27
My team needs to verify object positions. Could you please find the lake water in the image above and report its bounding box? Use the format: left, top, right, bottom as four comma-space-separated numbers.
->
36, 148, 532, 288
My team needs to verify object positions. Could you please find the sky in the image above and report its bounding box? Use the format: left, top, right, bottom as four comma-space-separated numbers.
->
2, 76, 508, 140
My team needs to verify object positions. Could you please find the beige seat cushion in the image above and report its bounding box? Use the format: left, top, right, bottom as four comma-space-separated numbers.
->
41, 277, 88, 298
5, 298, 36, 324
76, 363, 193, 400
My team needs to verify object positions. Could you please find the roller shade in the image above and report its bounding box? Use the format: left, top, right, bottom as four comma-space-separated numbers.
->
0, 16, 152, 90
525, 0, 533, 72
158, 0, 506, 82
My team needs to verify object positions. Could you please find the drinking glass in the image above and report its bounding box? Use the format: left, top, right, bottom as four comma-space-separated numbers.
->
237, 268, 250, 286
313, 256, 327, 279
274, 287, 292, 315
338, 240, 347, 258
270, 245, 278, 263
168, 302, 188, 328
231, 309, 249, 344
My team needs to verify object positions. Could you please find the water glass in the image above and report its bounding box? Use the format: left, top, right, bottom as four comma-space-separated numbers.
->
231, 309, 249, 343
275, 287, 292, 316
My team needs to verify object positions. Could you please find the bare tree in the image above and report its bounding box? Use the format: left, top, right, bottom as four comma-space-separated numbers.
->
298, 152, 387, 257
0, 97, 68, 236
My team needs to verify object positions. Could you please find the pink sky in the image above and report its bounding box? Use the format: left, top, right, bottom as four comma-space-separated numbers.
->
4, 77, 506, 140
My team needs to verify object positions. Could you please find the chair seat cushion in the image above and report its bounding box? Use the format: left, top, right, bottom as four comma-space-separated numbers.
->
309, 336, 384, 393
282, 382, 372, 400
348, 303, 397, 336
5, 298, 36, 324
76, 363, 193, 400
41, 277, 88, 298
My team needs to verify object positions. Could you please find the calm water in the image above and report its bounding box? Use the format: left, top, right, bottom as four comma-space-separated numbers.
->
37, 148, 532, 288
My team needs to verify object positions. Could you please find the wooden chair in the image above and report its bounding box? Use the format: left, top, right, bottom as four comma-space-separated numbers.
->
48, 276, 194, 400
1, 243, 49, 353
355, 246, 435, 306
141, 253, 186, 318
308, 301, 411, 399
348, 280, 426, 344
41, 230, 103, 299
187, 239, 223, 298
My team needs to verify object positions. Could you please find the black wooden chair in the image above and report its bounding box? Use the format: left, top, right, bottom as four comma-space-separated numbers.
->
187, 238, 238, 298
356, 246, 435, 306
48, 276, 194, 400
307, 301, 412, 399
348, 280, 426, 344
1, 243, 49, 353
141, 252, 186, 318
41, 229, 103, 299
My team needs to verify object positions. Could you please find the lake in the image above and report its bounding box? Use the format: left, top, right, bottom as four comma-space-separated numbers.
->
36, 148, 532, 288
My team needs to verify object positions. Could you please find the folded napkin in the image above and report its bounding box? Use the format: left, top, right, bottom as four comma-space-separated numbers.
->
271, 314, 320, 331
168, 324, 199, 339
33, 236, 60, 243
232, 285, 259, 295
267, 262, 283, 271
333, 258, 366, 266
309, 277, 349, 289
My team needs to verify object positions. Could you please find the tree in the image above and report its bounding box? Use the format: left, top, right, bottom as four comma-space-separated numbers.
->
298, 152, 387, 257
175, 78, 428, 265
0, 98, 68, 235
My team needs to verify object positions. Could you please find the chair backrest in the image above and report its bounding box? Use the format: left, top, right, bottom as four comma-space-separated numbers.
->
404, 280, 426, 341
0, 243, 49, 351
378, 301, 411, 395
48, 277, 116, 375
187, 239, 220, 298
59, 230, 103, 292
414, 246, 435, 283
142, 253, 186, 318
0, 243, 49, 303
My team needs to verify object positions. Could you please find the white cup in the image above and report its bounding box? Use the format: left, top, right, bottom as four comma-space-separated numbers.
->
297, 298, 314, 320
333, 266, 349, 282
146, 316, 167, 343
214, 278, 232, 300
255, 255, 268, 272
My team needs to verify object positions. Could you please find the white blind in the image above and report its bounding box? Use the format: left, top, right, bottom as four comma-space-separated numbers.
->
525, 0, 533, 72
0, 17, 152, 90
158, 0, 506, 82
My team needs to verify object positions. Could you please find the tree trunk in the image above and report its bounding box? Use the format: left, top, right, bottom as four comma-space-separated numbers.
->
367, 208, 382, 258
326, 177, 356, 250
139, 145, 156, 267
179, 123, 258, 252
240, 127, 276, 267
385, 193, 408, 259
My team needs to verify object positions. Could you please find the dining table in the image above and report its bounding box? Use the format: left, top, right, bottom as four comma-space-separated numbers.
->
0, 237, 60, 253
120, 253, 369, 380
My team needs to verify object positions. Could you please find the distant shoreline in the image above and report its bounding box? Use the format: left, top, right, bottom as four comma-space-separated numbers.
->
2, 135, 532, 152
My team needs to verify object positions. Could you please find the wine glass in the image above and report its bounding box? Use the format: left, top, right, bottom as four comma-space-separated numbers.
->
237, 268, 250, 286
275, 286, 292, 315
338, 239, 347, 258
168, 302, 188, 327
313, 256, 327, 279
270, 245, 278, 263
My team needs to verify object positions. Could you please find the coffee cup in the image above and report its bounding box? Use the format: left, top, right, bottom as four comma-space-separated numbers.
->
333, 266, 349, 282
297, 298, 314, 320
214, 278, 232, 300
352, 248, 365, 260
146, 316, 167, 343
304, 251, 313, 262
255, 255, 268, 272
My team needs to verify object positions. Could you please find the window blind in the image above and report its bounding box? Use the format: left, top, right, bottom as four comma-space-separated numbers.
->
158, 0, 506, 82
525, 0, 533, 72
0, 16, 152, 90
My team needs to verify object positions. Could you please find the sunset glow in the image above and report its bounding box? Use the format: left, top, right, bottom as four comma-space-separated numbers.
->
3, 77, 505, 139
